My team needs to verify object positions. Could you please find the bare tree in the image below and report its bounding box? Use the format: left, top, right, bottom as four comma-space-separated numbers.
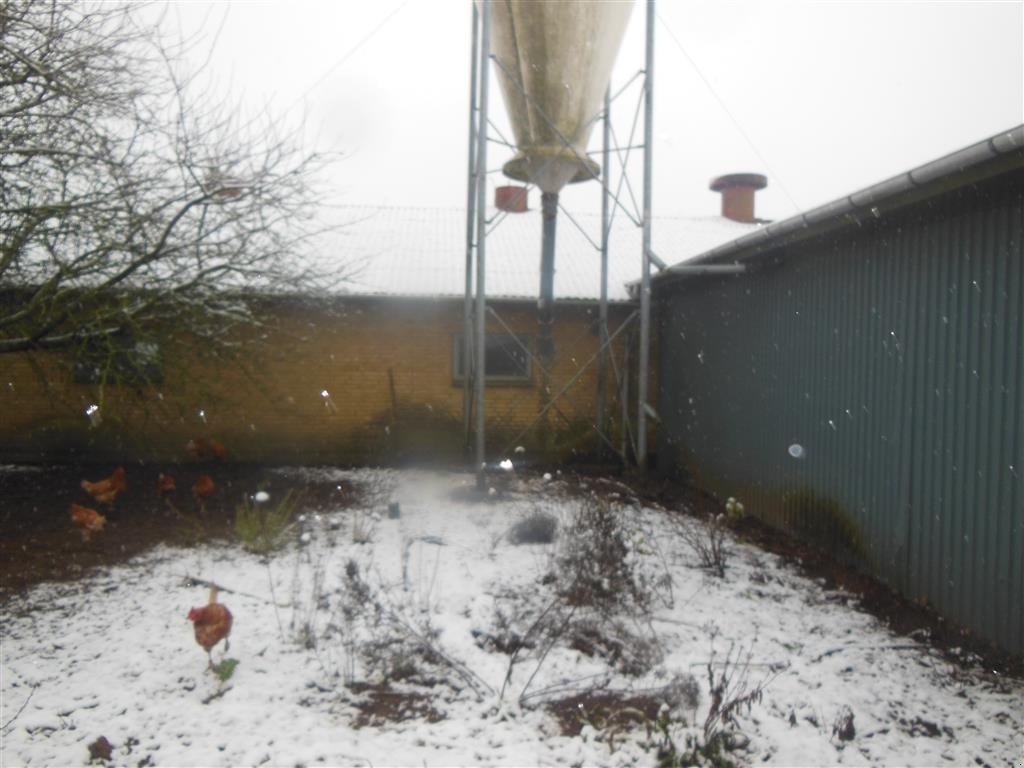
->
1, 1, 341, 384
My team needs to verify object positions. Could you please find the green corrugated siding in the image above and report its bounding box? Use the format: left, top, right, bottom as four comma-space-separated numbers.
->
656, 175, 1023, 653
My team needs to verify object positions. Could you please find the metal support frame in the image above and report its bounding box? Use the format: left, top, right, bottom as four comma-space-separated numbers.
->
473, 1, 491, 489
596, 86, 611, 453
462, 3, 479, 453
636, 0, 655, 470
463, 0, 656, 478
494, 308, 639, 456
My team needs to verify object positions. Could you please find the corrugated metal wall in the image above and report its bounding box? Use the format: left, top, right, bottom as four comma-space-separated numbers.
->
655, 174, 1023, 653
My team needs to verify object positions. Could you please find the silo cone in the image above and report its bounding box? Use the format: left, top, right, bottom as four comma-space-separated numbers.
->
489, 0, 635, 195
488, 0, 633, 451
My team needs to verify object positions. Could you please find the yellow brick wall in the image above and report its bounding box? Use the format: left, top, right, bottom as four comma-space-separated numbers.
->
0, 297, 636, 464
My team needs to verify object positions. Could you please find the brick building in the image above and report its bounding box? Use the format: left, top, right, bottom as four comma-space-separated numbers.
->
0, 194, 757, 465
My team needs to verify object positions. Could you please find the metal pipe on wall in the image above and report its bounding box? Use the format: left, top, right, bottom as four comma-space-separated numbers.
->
462, 3, 479, 453
637, 0, 655, 469
474, 0, 491, 490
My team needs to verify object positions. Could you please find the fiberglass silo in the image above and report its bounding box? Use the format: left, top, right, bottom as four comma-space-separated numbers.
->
488, 0, 634, 364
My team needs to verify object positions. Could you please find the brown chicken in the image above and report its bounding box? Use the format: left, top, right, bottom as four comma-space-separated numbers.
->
192, 473, 215, 501
69, 503, 106, 542
157, 473, 176, 495
187, 587, 233, 667
186, 437, 228, 461
81, 467, 127, 506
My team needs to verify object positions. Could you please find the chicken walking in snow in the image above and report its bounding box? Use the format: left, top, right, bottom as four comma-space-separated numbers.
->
69, 503, 106, 542
187, 586, 233, 669
80, 466, 126, 506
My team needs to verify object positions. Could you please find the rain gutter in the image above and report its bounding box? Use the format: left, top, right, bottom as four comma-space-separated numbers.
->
654, 124, 1024, 288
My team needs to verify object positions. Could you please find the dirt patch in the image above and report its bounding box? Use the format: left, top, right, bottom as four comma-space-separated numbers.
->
0, 463, 360, 601
545, 690, 662, 737
347, 682, 445, 728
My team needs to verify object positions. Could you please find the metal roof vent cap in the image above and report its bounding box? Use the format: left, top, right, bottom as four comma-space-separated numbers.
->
710, 172, 768, 223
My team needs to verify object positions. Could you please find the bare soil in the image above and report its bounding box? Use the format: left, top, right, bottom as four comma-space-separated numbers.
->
348, 682, 445, 728
0, 462, 356, 601
546, 690, 663, 737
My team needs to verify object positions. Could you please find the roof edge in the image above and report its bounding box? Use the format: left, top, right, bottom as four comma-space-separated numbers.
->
655, 124, 1024, 279
253, 291, 637, 309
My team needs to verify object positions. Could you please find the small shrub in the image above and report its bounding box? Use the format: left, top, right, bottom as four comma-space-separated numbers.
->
322, 559, 491, 698
678, 512, 730, 578
495, 497, 674, 703
652, 719, 740, 768
235, 490, 301, 555
508, 510, 558, 545
702, 641, 766, 743
492, 498, 670, 703
567, 618, 662, 676
351, 511, 376, 544
323, 558, 417, 685
471, 609, 535, 654
556, 497, 649, 613
645, 633, 777, 768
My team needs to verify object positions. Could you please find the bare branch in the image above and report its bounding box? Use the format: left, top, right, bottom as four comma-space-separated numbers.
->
1, 1, 347, 381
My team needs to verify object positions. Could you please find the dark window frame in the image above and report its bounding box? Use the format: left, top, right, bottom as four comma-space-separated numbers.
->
452, 333, 533, 386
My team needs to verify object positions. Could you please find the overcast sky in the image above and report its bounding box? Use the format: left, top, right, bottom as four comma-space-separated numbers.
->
166, 1, 1023, 223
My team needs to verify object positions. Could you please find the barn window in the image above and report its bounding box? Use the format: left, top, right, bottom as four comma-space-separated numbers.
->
452, 334, 532, 385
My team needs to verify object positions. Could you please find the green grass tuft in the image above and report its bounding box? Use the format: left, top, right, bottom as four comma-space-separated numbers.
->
213, 657, 239, 683
235, 490, 301, 555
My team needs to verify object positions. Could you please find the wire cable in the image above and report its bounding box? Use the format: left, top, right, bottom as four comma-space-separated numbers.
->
657, 12, 802, 214
288, 0, 412, 112
159, 1, 411, 155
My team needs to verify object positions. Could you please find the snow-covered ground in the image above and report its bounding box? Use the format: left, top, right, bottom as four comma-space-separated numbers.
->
2, 468, 1021, 766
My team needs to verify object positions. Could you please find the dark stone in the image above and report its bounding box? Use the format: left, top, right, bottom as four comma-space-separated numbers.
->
88, 736, 113, 763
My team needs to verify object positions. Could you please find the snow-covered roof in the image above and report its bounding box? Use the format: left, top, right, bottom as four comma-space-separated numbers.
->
326, 205, 759, 302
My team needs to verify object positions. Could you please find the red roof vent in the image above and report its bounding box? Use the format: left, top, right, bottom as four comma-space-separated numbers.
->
710, 173, 767, 223
495, 185, 529, 213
